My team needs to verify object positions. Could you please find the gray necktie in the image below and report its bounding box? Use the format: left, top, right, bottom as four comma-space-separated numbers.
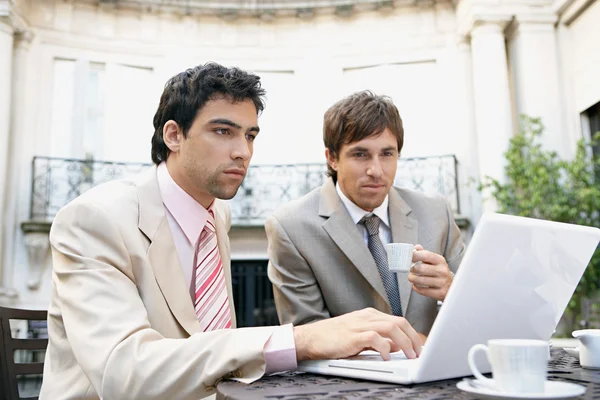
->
360, 214, 403, 317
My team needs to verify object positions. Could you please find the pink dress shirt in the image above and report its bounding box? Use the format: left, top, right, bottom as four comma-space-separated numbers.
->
156, 162, 297, 374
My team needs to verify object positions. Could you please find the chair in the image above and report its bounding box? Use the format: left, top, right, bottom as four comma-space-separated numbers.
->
0, 307, 48, 400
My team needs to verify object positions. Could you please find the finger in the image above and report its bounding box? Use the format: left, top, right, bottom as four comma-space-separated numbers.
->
414, 244, 424, 251
359, 331, 392, 360
370, 321, 416, 359
412, 284, 443, 301
408, 274, 445, 288
411, 261, 451, 279
413, 250, 446, 266
410, 262, 440, 277
360, 310, 423, 357
390, 317, 423, 357
387, 338, 402, 353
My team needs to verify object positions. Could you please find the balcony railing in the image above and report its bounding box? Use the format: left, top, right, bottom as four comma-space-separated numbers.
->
28, 155, 460, 226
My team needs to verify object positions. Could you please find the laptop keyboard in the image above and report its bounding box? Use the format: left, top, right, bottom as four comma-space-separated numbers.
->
329, 351, 417, 374
344, 351, 409, 362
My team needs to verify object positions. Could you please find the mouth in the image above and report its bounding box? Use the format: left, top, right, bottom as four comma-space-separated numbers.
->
223, 168, 246, 179
362, 184, 385, 190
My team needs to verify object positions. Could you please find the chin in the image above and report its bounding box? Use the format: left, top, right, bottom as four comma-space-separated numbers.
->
211, 185, 241, 201
360, 199, 386, 211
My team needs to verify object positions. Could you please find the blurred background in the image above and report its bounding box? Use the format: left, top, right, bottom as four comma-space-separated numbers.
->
0, 0, 599, 334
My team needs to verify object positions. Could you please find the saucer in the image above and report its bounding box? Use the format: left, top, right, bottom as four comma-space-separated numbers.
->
456, 379, 586, 400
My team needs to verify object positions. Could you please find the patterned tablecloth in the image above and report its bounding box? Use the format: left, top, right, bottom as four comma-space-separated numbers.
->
216, 349, 600, 399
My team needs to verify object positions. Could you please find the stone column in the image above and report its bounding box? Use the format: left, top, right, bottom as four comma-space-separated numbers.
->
4, 30, 35, 295
0, 17, 17, 303
455, 36, 482, 230
470, 19, 514, 212
507, 15, 567, 158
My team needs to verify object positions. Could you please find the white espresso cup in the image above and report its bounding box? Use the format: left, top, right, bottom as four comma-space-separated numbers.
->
468, 339, 549, 394
385, 243, 415, 272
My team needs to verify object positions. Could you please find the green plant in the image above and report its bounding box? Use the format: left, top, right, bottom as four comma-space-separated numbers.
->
480, 115, 600, 328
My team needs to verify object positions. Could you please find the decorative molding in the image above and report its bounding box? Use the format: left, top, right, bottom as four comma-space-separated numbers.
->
21, 221, 52, 290
0, 287, 18, 306
0, 0, 29, 33
0, 18, 12, 35
64, 0, 433, 20
558, 0, 596, 25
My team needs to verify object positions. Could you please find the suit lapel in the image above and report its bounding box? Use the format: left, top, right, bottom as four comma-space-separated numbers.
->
136, 167, 201, 336
319, 179, 390, 308
389, 188, 418, 313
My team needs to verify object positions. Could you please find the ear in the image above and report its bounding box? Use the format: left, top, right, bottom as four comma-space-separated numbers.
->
163, 120, 183, 154
325, 148, 338, 172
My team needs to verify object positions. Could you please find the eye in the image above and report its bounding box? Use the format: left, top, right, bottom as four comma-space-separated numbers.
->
383, 151, 395, 157
353, 152, 366, 158
246, 133, 257, 142
215, 128, 231, 135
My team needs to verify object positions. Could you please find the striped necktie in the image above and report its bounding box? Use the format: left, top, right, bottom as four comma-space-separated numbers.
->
193, 209, 232, 331
360, 214, 403, 317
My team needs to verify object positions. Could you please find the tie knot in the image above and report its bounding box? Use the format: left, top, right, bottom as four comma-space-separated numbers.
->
204, 210, 216, 234
360, 214, 380, 236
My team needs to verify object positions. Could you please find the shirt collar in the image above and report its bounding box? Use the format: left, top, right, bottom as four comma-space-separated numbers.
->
335, 182, 390, 227
157, 162, 213, 245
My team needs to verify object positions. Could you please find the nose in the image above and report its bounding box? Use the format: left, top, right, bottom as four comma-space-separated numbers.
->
231, 135, 252, 161
366, 156, 383, 178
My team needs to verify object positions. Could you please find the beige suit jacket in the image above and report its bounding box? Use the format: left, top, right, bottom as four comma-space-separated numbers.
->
266, 178, 465, 335
40, 167, 273, 400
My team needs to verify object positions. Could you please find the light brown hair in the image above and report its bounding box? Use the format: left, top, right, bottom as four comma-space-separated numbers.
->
323, 90, 404, 181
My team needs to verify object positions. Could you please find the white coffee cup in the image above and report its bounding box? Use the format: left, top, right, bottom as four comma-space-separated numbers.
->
572, 329, 600, 369
385, 243, 415, 272
468, 339, 549, 394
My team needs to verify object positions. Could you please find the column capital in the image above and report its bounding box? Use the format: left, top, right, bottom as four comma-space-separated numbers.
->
470, 15, 513, 36
506, 12, 557, 37
14, 29, 33, 49
0, 0, 29, 35
455, 34, 471, 48
458, 10, 513, 37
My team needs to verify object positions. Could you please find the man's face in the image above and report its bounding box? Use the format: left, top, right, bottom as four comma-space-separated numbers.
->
165, 97, 259, 207
327, 128, 398, 212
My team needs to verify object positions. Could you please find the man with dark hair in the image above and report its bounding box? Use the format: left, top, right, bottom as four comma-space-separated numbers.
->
40, 66, 423, 400
267, 91, 465, 337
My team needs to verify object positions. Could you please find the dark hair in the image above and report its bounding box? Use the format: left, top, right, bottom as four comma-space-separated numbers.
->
151, 62, 266, 164
323, 90, 404, 181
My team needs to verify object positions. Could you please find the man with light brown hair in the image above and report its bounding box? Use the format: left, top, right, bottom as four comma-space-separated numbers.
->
267, 91, 465, 336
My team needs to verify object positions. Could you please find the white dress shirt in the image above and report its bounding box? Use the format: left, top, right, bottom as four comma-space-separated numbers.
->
336, 182, 392, 246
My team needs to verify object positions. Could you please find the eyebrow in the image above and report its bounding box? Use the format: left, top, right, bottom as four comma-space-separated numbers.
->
346, 146, 370, 153
208, 118, 260, 133
346, 145, 397, 153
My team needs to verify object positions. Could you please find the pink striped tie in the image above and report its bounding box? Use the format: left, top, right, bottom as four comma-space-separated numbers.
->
193, 209, 232, 331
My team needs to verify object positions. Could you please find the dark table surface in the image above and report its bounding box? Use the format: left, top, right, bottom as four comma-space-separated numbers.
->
217, 349, 600, 399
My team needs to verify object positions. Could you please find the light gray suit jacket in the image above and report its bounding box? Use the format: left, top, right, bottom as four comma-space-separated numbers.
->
40, 167, 273, 400
266, 178, 465, 335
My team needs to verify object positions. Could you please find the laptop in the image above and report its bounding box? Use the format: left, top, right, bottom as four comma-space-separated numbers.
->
297, 213, 600, 384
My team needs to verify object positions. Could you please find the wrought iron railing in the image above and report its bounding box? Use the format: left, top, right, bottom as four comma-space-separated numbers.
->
28, 155, 460, 225
28, 157, 150, 222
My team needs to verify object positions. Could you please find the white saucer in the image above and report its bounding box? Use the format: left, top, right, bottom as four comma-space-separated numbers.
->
456, 379, 586, 400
